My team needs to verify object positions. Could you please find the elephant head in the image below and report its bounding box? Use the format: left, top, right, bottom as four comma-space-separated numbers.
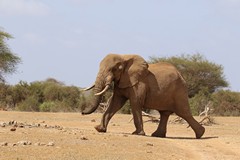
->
82, 54, 149, 114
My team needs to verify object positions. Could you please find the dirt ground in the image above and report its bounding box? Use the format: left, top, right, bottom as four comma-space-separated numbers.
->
0, 111, 240, 160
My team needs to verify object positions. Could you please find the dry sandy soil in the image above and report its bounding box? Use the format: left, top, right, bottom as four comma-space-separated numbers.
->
0, 111, 240, 160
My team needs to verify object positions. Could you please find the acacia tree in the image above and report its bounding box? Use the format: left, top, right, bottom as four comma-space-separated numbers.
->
0, 29, 21, 82
149, 54, 228, 97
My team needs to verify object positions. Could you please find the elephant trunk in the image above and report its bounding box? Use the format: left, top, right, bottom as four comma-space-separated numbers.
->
81, 90, 102, 114
82, 72, 112, 115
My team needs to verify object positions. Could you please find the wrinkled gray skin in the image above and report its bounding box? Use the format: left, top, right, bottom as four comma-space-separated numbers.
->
82, 54, 205, 139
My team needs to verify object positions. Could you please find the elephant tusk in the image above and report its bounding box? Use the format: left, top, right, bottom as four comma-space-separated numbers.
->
95, 85, 110, 96
82, 84, 95, 91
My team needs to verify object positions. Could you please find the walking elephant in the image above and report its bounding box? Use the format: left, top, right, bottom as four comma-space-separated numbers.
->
82, 54, 205, 139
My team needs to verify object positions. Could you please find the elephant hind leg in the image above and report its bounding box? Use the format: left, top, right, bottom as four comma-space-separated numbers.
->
176, 112, 205, 139
152, 111, 172, 138
174, 93, 205, 139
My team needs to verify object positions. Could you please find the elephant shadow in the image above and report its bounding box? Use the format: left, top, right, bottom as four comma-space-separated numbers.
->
118, 132, 218, 140
164, 136, 219, 140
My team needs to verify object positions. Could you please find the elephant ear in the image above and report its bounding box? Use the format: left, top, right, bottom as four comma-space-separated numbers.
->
118, 55, 149, 88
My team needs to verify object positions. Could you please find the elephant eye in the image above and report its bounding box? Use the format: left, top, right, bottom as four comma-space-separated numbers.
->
118, 65, 123, 70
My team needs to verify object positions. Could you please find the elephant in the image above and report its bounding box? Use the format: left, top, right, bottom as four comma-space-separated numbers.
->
82, 54, 205, 139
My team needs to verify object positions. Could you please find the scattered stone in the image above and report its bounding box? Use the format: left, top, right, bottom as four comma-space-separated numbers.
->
10, 127, 16, 131
146, 142, 154, 146
54, 125, 63, 130
12, 143, 17, 146
47, 142, 55, 146
0, 122, 6, 127
17, 141, 32, 146
18, 123, 24, 128
80, 136, 88, 140
34, 142, 41, 146
1, 120, 64, 132
91, 119, 96, 122
40, 142, 46, 146
1, 142, 8, 146
123, 135, 128, 137
9, 121, 13, 125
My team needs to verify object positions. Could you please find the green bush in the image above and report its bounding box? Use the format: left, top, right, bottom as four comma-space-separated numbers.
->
189, 87, 211, 116
39, 102, 57, 112
17, 96, 40, 111
119, 100, 131, 114
211, 90, 240, 116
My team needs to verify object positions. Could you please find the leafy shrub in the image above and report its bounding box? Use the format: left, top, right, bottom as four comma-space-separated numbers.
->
119, 100, 131, 114
189, 87, 211, 116
17, 96, 40, 111
39, 102, 57, 112
211, 90, 240, 116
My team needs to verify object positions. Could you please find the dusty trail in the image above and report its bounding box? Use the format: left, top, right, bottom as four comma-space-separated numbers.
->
0, 111, 240, 160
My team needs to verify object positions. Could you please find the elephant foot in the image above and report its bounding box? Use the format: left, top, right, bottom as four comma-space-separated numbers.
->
132, 130, 145, 136
151, 131, 166, 138
94, 125, 106, 133
195, 126, 205, 139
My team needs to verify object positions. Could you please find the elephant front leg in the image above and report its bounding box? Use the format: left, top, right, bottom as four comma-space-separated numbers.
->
131, 102, 145, 136
95, 95, 127, 133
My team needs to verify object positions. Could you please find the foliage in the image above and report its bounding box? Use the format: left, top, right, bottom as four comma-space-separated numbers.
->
188, 88, 240, 116
211, 90, 240, 116
16, 96, 40, 112
0, 78, 86, 112
149, 54, 228, 97
119, 100, 131, 114
39, 102, 55, 112
189, 87, 212, 116
0, 29, 21, 82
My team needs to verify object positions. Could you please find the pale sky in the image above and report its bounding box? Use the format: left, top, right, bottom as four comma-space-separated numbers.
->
1, 0, 240, 91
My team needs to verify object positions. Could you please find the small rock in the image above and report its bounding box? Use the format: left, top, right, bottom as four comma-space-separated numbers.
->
18, 141, 31, 146
146, 142, 154, 146
27, 141, 32, 145
10, 127, 16, 131
17, 141, 32, 146
0, 122, 6, 127
18, 124, 24, 128
47, 142, 55, 146
80, 136, 88, 140
12, 143, 17, 146
9, 121, 14, 125
91, 119, 96, 122
17, 141, 28, 146
54, 125, 63, 130
1, 142, 8, 146
34, 142, 41, 146
40, 143, 46, 146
